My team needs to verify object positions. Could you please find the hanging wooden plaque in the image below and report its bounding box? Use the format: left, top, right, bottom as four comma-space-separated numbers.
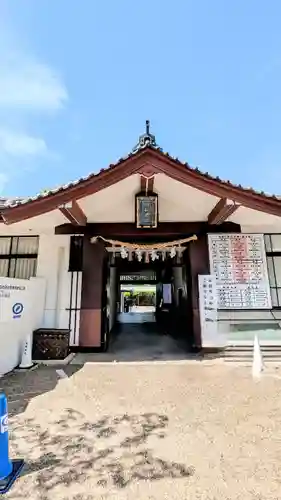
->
136, 195, 158, 228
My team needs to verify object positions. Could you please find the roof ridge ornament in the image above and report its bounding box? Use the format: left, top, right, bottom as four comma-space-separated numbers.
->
132, 120, 158, 153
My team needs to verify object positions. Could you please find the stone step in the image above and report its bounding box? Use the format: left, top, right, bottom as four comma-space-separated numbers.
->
225, 351, 281, 357
225, 359, 281, 363
225, 345, 281, 349
223, 345, 281, 363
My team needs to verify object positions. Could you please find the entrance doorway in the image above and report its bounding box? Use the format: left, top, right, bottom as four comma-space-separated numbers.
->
118, 283, 156, 324
104, 253, 194, 356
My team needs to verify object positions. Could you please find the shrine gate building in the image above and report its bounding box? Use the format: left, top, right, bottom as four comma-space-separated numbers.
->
1, 121, 281, 366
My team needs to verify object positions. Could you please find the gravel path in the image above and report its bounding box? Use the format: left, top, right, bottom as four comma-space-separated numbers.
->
1, 362, 281, 499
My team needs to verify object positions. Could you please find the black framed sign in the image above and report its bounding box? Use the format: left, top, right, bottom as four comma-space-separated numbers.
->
136, 195, 158, 228
119, 271, 157, 282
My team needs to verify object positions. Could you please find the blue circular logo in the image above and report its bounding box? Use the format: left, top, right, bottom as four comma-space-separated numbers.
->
0, 414, 8, 433
12, 303, 24, 315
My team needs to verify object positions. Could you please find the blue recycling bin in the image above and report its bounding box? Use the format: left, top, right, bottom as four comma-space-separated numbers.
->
0, 393, 12, 480
0, 392, 24, 494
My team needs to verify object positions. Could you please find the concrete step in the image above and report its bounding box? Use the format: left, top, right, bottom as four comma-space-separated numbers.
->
223, 345, 281, 363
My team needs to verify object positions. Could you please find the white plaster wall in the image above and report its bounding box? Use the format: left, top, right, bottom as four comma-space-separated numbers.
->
36, 234, 71, 330
0, 229, 81, 357
78, 173, 221, 223
0, 322, 25, 376
36, 233, 82, 346
29, 277, 47, 330
0, 210, 73, 337
0, 210, 66, 236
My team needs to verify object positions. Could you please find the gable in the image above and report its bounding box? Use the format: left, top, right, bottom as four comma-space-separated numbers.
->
1, 145, 281, 225
76, 173, 221, 223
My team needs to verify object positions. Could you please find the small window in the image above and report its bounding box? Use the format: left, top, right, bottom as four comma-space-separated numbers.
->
0, 236, 39, 279
69, 236, 83, 272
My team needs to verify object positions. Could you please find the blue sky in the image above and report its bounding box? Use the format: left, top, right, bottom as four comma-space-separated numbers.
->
0, 0, 281, 197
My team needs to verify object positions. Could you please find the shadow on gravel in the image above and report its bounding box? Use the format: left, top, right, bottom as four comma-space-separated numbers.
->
10, 409, 194, 497
0, 365, 81, 417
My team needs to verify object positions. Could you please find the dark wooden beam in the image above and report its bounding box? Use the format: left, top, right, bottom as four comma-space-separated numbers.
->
208, 198, 239, 225
55, 221, 241, 238
59, 200, 87, 226
56, 221, 203, 237
140, 175, 146, 192
139, 174, 154, 194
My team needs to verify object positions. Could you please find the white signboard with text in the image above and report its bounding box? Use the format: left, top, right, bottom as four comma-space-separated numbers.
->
0, 277, 32, 323
208, 233, 272, 310
198, 274, 226, 347
163, 283, 172, 304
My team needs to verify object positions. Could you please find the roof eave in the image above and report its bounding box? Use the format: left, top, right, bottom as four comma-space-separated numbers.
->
1, 145, 281, 224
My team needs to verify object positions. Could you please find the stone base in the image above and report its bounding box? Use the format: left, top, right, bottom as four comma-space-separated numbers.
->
0, 459, 24, 494
33, 352, 76, 366
14, 364, 38, 373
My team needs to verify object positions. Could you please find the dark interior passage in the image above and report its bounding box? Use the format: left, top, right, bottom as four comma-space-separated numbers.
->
108, 321, 192, 361
104, 253, 195, 354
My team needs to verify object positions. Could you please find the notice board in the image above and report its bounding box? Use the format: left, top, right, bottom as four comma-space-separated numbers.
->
208, 233, 271, 310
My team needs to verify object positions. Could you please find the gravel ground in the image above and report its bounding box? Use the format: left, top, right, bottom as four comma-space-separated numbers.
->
1, 361, 281, 499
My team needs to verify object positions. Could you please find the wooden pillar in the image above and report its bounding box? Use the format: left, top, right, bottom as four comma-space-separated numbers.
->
188, 234, 210, 348
79, 237, 105, 347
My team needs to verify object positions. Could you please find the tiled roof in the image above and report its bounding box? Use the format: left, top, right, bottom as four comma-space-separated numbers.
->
0, 143, 280, 210
0, 197, 25, 208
